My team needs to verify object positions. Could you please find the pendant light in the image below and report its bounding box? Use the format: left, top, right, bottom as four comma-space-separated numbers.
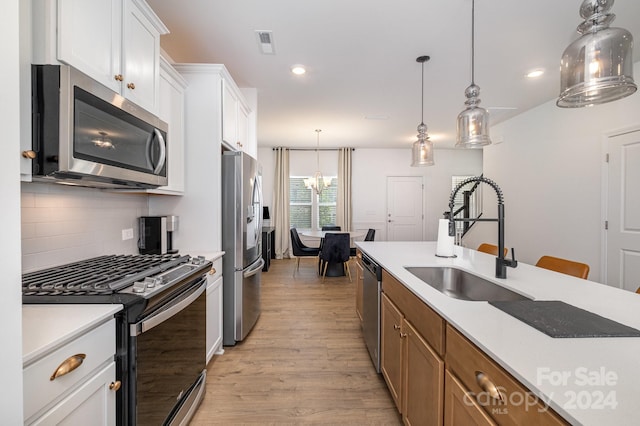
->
303, 129, 332, 195
456, 0, 491, 148
411, 55, 435, 167
557, 0, 637, 108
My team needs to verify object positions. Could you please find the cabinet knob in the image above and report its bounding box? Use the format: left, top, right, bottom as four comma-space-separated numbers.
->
50, 353, 86, 381
22, 150, 36, 159
393, 324, 401, 330
209, 267, 216, 275
127, 82, 136, 90
400, 332, 408, 338
114, 74, 123, 82
475, 371, 504, 402
109, 381, 122, 391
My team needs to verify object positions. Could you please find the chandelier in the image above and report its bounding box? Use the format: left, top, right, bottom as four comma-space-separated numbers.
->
304, 129, 332, 195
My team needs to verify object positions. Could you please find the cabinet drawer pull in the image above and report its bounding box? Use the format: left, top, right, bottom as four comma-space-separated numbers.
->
109, 381, 122, 391
114, 74, 123, 81
475, 371, 504, 402
127, 82, 136, 90
393, 324, 401, 330
50, 354, 86, 381
209, 267, 216, 275
22, 150, 37, 159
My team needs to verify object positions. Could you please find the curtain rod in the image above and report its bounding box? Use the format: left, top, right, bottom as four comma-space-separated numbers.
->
271, 147, 355, 151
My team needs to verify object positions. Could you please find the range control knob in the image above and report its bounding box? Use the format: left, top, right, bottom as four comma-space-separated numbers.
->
144, 277, 162, 288
191, 256, 206, 265
132, 282, 146, 293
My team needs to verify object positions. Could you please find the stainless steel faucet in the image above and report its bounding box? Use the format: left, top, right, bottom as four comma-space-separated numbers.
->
447, 176, 517, 279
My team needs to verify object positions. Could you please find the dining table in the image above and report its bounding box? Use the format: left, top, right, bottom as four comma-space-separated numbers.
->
299, 230, 367, 277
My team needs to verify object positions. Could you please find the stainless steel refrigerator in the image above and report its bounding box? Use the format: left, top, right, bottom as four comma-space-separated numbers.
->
222, 151, 264, 345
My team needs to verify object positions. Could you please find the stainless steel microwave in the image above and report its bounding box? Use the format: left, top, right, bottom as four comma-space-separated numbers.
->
30, 64, 168, 188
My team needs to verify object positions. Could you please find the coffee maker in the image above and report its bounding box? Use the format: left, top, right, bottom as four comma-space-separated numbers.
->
138, 215, 179, 255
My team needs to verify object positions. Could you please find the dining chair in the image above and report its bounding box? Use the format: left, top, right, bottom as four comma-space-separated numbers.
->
477, 243, 508, 257
535, 255, 590, 279
636, 286, 640, 294
290, 228, 320, 276
319, 233, 352, 282
322, 225, 341, 231
351, 228, 375, 257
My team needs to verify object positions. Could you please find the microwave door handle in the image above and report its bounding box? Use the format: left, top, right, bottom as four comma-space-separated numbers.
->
152, 129, 166, 174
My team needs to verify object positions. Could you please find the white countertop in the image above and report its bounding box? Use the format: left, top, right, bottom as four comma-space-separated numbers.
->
23, 304, 123, 367
356, 241, 640, 426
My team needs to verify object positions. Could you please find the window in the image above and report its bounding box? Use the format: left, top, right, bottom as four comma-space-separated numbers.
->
290, 176, 337, 230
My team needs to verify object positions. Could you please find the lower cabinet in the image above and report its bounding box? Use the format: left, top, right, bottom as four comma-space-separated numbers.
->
24, 319, 118, 425
206, 256, 224, 364
444, 370, 496, 426
30, 362, 117, 426
381, 275, 445, 426
377, 266, 568, 426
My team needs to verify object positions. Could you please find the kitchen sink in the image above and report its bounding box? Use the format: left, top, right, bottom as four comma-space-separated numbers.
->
405, 267, 531, 302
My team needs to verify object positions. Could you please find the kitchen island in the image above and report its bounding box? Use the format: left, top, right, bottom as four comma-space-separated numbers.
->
356, 241, 640, 425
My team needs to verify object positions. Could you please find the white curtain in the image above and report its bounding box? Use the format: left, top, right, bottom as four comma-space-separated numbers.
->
336, 148, 353, 231
273, 148, 291, 259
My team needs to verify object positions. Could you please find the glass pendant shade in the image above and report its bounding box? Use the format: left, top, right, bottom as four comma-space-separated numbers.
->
411, 123, 434, 166
557, 0, 637, 107
456, 84, 491, 148
456, 0, 491, 148
410, 55, 435, 167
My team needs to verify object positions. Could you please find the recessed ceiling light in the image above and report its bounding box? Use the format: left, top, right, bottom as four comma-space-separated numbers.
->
291, 65, 306, 75
526, 69, 545, 78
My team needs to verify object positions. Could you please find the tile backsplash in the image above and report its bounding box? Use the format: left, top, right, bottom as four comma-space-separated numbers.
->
21, 182, 149, 272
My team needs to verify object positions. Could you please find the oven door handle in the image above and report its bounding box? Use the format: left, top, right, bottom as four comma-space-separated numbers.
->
131, 280, 205, 336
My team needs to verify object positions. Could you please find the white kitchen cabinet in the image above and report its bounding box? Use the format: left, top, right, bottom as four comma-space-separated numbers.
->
147, 57, 187, 195
24, 318, 118, 425
221, 77, 255, 157
206, 256, 224, 364
37, 0, 167, 115
149, 64, 256, 252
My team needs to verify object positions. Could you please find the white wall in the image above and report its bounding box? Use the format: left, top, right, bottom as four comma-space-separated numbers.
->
21, 183, 149, 272
464, 61, 640, 283
1, 0, 24, 420
258, 146, 483, 241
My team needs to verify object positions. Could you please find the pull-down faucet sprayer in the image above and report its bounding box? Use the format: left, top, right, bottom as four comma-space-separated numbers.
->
447, 176, 517, 279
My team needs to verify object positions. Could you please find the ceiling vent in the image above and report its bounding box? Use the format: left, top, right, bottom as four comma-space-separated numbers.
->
255, 30, 275, 54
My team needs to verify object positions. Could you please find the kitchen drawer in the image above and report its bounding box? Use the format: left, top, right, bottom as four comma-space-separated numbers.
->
24, 319, 116, 421
445, 324, 566, 426
382, 269, 445, 356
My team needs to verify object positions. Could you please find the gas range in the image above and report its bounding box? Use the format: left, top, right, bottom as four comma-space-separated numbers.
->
22, 253, 211, 317
22, 253, 212, 425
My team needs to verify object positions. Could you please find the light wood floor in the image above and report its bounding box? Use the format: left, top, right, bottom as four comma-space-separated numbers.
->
191, 258, 402, 425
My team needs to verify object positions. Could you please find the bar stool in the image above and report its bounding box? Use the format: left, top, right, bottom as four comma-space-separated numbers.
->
477, 243, 508, 257
535, 255, 590, 279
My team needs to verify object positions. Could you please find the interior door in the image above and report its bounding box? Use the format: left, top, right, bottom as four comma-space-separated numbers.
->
606, 130, 640, 291
386, 176, 424, 241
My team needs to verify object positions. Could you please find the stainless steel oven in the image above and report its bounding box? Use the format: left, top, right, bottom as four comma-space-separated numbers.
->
22, 254, 211, 425
131, 278, 206, 425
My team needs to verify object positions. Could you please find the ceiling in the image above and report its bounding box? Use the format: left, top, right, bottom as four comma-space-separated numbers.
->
146, 0, 640, 150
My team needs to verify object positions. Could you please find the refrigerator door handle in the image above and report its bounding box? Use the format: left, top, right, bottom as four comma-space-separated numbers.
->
243, 258, 265, 278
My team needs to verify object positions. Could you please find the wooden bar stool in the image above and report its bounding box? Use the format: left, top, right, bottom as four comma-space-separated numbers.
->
535, 255, 589, 279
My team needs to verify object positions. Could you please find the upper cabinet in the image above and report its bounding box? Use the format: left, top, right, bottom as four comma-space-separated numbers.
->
221, 78, 256, 158
146, 57, 187, 195
34, 0, 168, 115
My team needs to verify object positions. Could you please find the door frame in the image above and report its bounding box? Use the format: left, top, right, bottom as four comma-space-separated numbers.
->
601, 123, 640, 286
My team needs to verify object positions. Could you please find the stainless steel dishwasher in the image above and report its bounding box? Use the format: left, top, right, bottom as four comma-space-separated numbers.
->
361, 252, 382, 373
